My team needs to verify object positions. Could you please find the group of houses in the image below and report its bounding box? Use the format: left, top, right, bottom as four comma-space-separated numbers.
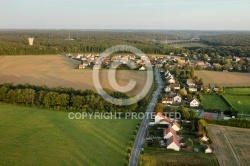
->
154, 113, 181, 151
73, 53, 151, 70
163, 71, 200, 107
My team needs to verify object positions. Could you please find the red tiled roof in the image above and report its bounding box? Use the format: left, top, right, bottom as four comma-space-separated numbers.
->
157, 113, 171, 123
167, 135, 180, 147
164, 124, 176, 136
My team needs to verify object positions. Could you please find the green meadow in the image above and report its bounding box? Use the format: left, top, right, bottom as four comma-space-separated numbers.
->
0, 104, 138, 166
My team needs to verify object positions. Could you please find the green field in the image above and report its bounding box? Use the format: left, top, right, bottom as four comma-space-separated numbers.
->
223, 95, 250, 115
0, 104, 138, 165
225, 88, 250, 95
140, 148, 219, 166
201, 95, 230, 111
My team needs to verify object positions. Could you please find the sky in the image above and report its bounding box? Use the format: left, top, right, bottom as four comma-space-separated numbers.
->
0, 0, 250, 30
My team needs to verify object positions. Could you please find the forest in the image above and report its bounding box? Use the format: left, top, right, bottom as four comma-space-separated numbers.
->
0, 30, 249, 57
0, 83, 147, 113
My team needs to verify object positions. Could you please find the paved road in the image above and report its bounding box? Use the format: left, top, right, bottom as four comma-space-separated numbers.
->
128, 67, 163, 166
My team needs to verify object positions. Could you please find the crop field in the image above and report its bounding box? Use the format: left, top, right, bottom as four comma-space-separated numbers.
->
225, 88, 250, 95
208, 125, 250, 166
0, 55, 148, 96
201, 95, 230, 111
195, 71, 250, 86
0, 104, 138, 165
140, 148, 219, 166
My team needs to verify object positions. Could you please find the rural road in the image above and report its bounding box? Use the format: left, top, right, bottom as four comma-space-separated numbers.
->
128, 67, 163, 166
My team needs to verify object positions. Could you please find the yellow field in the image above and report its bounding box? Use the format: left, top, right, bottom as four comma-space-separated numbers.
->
208, 124, 250, 166
0, 55, 148, 96
195, 71, 250, 86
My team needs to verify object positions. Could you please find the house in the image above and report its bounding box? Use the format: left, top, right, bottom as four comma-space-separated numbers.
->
187, 79, 196, 86
201, 135, 209, 142
200, 85, 210, 92
165, 86, 171, 93
173, 95, 182, 103
204, 145, 213, 153
170, 83, 180, 90
78, 64, 85, 69
155, 113, 171, 124
168, 78, 176, 84
190, 99, 200, 107
139, 66, 146, 71
163, 124, 176, 139
168, 91, 177, 98
162, 98, 173, 105
188, 85, 197, 92
166, 135, 180, 151
171, 121, 181, 131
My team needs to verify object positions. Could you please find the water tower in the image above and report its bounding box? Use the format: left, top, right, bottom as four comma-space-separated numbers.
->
28, 37, 34, 46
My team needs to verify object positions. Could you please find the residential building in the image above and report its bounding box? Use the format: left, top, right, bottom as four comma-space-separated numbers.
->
190, 99, 200, 107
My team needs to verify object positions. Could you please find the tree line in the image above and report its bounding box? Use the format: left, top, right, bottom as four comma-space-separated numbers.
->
0, 83, 147, 113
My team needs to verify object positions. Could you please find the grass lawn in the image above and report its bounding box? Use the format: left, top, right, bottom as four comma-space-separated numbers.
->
201, 95, 230, 111
0, 104, 138, 166
225, 88, 250, 95
140, 148, 219, 166
223, 95, 250, 115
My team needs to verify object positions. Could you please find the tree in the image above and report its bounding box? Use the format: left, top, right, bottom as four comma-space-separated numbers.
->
154, 138, 160, 148
180, 105, 190, 120
186, 138, 194, 149
214, 64, 221, 71
155, 103, 163, 113
197, 119, 207, 135
203, 54, 209, 61
197, 78, 203, 85
179, 88, 187, 97
190, 110, 198, 120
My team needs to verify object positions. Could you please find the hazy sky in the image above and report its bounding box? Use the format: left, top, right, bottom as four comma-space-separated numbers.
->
0, 0, 250, 30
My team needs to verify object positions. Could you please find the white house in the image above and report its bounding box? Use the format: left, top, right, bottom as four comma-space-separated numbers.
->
205, 145, 213, 153
187, 79, 195, 86
168, 78, 176, 84
162, 98, 173, 105
188, 85, 197, 92
190, 99, 200, 107
165, 86, 171, 93
155, 113, 171, 124
201, 135, 209, 142
139, 66, 146, 71
173, 95, 182, 103
171, 121, 181, 131
167, 135, 180, 151
163, 124, 176, 139
170, 83, 180, 90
